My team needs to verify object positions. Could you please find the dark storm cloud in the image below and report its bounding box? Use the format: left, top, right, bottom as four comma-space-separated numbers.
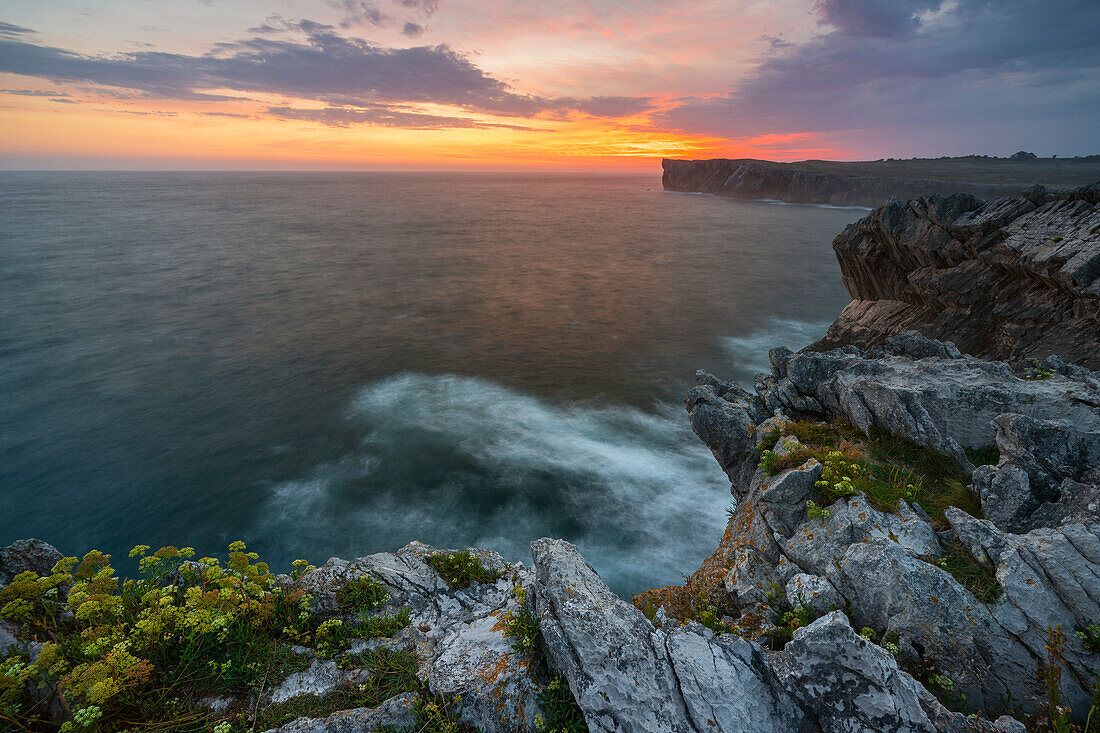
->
657, 0, 1100, 139
0, 29, 650, 125
266, 105, 542, 129
402, 22, 425, 38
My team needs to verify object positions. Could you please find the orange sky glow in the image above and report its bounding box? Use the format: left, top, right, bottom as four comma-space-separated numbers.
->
1, 0, 1095, 169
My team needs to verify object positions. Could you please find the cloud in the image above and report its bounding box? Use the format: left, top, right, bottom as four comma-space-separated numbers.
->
813, 0, 944, 38
249, 16, 335, 34
267, 104, 544, 129
334, 1, 392, 28
0, 29, 652, 123
398, 0, 439, 15
0, 88, 67, 96
49, 97, 77, 103
0, 21, 35, 38
402, 22, 424, 38
657, 0, 1100, 141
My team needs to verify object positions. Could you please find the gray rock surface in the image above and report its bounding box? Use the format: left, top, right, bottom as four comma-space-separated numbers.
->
295, 541, 544, 733
261, 691, 418, 733
776, 612, 1013, 733
812, 184, 1100, 368
680, 339, 1100, 723
531, 537, 695, 733
0, 539, 63, 586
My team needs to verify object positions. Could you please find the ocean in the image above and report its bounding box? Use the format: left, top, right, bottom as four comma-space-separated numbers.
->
0, 172, 861, 595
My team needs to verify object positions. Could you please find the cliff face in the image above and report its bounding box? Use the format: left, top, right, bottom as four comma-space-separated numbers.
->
814, 183, 1100, 368
661, 159, 1027, 208
659, 333, 1100, 726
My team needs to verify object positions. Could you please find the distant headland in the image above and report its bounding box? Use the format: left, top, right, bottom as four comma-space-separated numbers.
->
662, 153, 1100, 207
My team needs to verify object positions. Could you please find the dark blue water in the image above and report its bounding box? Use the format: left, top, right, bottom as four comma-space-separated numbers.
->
0, 172, 860, 594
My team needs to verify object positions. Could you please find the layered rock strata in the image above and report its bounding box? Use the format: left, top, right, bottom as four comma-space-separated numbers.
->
672, 333, 1100, 724
813, 184, 1100, 368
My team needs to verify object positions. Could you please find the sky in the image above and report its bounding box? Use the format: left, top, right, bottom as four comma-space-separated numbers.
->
0, 0, 1098, 169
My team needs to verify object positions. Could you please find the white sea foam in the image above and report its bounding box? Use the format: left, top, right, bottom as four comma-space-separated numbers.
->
260, 373, 730, 595
721, 317, 834, 385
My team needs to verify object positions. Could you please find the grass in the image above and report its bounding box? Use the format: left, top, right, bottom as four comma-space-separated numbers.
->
427, 552, 503, 589
537, 676, 588, 733
260, 648, 419, 729
758, 421, 983, 525
937, 540, 1002, 604
338, 576, 390, 612
352, 607, 412, 639
964, 445, 1000, 467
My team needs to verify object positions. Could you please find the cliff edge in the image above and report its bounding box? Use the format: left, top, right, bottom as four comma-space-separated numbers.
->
661, 158, 1032, 207
813, 183, 1100, 369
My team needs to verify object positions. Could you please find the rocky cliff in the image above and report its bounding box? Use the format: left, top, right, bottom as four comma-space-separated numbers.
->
661, 159, 1029, 208
813, 184, 1100, 369
5, 333, 1098, 732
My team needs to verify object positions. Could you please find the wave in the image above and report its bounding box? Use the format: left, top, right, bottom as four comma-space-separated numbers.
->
259, 373, 730, 596
720, 317, 834, 385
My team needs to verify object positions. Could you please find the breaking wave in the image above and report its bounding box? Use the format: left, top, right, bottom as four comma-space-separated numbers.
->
721, 317, 834, 386
259, 373, 730, 595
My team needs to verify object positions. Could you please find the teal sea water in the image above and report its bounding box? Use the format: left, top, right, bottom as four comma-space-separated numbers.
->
0, 172, 861, 594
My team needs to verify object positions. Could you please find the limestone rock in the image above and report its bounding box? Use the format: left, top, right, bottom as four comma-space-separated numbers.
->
784, 574, 842, 616
261, 691, 418, 733
775, 612, 1018, 733
0, 539, 64, 587
530, 537, 694, 733
664, 623, 807, 733
812, 185, 1100, 368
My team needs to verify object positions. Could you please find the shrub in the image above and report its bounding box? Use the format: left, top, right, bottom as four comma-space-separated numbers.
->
806, 500, 830, 521
1075, 621, 1100, 654
428, 552, 502, 589
337, 576, 389, 612
353, 607, 411, 639
0, 542, 327, 731
503, 608, 542, 658
536, 675, 588, 733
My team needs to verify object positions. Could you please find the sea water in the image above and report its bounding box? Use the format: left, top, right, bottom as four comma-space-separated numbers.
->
0, 172, 860, 594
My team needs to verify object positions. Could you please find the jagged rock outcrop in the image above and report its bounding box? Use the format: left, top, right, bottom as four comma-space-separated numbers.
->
813, 184, 1100, 368
678, 335, 1100, 723
661, 159, 1028, 208
532, 538, 1019, 732
283, 541, 544, 733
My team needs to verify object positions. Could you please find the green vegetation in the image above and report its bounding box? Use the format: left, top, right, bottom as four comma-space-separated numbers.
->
536, 676, 588, 733
787, 422, 982, 525
0, 542, 325, 731
260, 648, 420, 729
1053, 236, 1064, 242
964, 445, 1000, 467
428, 552, 503, 589
1075, 621, 1100, 654
338, 576, 390, 612
500, 586, 588, 733
937, 541, 1002, 604
354, 607, 412, 639
503, 607, 542, 658
806, 500, 830, 521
